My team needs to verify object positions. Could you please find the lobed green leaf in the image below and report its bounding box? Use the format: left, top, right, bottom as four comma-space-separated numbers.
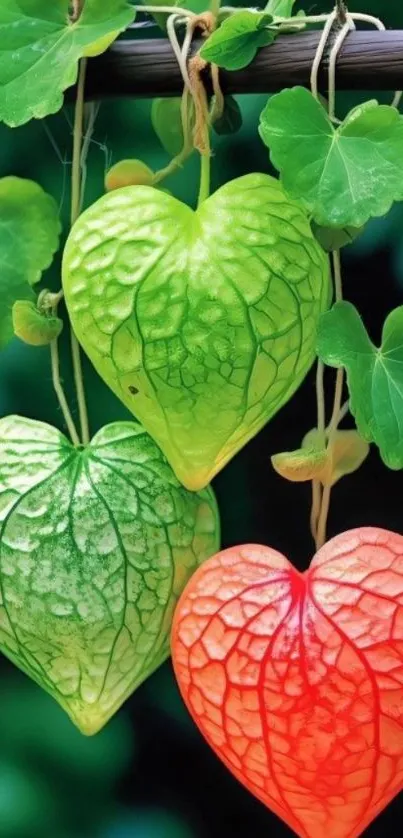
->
259, 87, 403, 227
0, 0, 135, 126
317, 301, 403, 469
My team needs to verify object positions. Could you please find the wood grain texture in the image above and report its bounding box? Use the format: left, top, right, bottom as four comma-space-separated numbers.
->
76, 31, 403, 100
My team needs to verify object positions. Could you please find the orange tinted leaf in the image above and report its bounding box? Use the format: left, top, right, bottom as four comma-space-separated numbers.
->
172, 529, 403, 837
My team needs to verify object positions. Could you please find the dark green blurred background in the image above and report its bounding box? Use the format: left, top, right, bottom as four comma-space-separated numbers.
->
1, 1, 403, 836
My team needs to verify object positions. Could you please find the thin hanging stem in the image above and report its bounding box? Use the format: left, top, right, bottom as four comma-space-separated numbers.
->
315, 251, 344, 550
50, 332, 81, 448
198, 152, 211, 206
69, 59, 90, 446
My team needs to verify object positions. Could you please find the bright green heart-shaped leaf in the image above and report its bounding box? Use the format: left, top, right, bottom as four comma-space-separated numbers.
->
12, 300, 63, 346
63, 173, 330, 490
0, 416, 219, 734
0, 0, 135, 126
0, 177, 61, 348
259, 87, 403, 227
317, 301, 403, 469
200, 12, 277, 71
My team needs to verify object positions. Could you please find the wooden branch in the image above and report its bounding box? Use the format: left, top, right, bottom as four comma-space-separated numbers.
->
81, 30, 403, 100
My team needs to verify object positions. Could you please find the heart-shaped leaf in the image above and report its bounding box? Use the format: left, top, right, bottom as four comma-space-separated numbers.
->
259, 87, 403, 227
0, 177, 61, 349
172, 528, 403, 837
0, 0, 135, 126
62, 174, 330, 491
0, 416, 219, 735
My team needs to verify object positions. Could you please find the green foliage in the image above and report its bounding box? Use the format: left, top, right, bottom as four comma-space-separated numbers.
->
200, 12, 277, 71
0, 416, 219, 733
0, 178, 61, 349
259, 88, 403, 227
0, 0, 135, 126
105, 159, 155, 191
264, 0, 299, 16
151, 98, 185, 157
12, 301, 63, 347
317, 301, 403, 469
312, 223, 364, 252
63, 174, 330, 491
272, 427, 369, 484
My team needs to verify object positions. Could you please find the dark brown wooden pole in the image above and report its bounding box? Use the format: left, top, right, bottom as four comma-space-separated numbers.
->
80, 30, 403, 100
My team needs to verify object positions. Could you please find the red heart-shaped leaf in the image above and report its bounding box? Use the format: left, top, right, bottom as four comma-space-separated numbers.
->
172, 528, 403, 837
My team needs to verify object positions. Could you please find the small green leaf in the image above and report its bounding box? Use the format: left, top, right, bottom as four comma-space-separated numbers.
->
264, 0, 298, 17
0, 417, 220, 734
12, 301, 63, 347
151, 98, 184, 158
213, 96, 243, 136
0, 178, 61, 349
302, 427, 369, 485
312, 223, 364, 252
259, 87, 403, 227
140, 0, 206, 31
272, 424, 369, 484
105, 160, 155, 191
271, 446, 328, 482
317, 301, 403, 469
0, 0, 135, 126
200, 12, 277, 72
63, 174, 330, 490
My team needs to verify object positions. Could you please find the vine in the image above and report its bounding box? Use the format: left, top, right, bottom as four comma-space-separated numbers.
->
0, 1, 403, 835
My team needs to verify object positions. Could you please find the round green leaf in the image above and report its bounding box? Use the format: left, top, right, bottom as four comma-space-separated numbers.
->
0, 177, 61, 349
63, 173, 330, 491
0, 0, 135, 126
259, 87, 403, 227
0, 417, 220, 734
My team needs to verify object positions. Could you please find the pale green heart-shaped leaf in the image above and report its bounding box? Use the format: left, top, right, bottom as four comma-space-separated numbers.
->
12, 300, 63, 346
0, 416, 219, 735
0, 0, 135, 126
317, 301, 403, 469
259, 87, 403, 227
62, 174, 330, 491
0, 177, 61, 348
200, 12, 277, 71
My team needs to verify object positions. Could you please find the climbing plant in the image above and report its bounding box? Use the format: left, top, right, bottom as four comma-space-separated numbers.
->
0, 0, 402, 836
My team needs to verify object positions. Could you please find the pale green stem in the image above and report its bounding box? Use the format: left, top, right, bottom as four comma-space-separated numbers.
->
70, 59, 90, 446
50, 337, 81, 448
197, 152, 211, 207
315, 250, 344, 550
210, 0, 222, 18
132, 4, 196, 16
